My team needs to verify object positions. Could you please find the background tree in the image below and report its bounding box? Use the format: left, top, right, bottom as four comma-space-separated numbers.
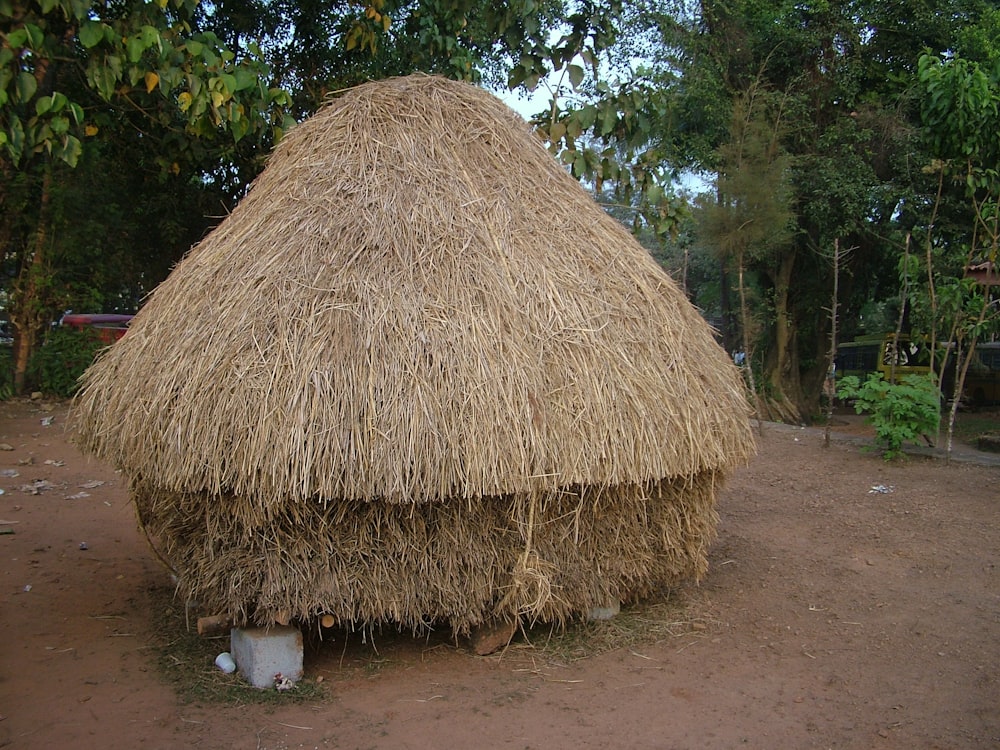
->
909, 51, 1000, 459
696, 86, 795, 420
4, 0, 996, 417
1, 0, 292, 391
3, 0, 624, 393
568, 0, 1000, 422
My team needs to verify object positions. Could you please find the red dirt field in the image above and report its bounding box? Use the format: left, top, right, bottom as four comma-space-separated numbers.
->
0, 398, 997, 749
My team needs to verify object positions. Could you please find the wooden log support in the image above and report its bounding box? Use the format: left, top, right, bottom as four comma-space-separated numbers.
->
469, 618, 518, 656
196, 614, 232, 637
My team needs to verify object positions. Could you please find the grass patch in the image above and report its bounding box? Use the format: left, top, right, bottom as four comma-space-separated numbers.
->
148, 583, 328, 705
146, 582, 711, 698
951, 409, 1000, 446
505, 587, 715, 667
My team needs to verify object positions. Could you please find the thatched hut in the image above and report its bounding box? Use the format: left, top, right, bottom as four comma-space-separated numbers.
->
73, 74, 754, 635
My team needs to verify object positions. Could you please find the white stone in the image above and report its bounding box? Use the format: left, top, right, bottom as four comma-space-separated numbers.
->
587, 601, 621, 621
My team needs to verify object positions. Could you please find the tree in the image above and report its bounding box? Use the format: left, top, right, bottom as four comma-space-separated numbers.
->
910, 52, 1000, 460
1, 0, 292, 392
602, 0, 999, 422
198, 0, 574, 116
696, 86, 795, 421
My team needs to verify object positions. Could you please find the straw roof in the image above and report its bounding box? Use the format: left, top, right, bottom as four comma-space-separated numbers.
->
72, 74, 754, 631
75, 74, 751, 503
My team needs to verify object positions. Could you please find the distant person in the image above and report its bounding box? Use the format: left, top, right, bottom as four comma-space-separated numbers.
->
733, 349, 746, 367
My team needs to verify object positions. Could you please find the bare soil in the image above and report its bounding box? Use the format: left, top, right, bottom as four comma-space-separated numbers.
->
0, 399, 997, 749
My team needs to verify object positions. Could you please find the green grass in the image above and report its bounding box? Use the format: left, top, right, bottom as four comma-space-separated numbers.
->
150, 586, 711, 702
512, 587, 713, 666
148, 584, 328, 705
951, 409, 1000, 445
144, 578, 714, 702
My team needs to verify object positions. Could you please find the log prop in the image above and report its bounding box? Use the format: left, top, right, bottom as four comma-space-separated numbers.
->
197, 614, 232, 637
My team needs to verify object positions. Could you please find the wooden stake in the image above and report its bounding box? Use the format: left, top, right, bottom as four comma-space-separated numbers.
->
196, 614, 231, 637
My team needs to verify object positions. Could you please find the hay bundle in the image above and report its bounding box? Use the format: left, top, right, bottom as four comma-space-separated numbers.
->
73, 74, 754, 633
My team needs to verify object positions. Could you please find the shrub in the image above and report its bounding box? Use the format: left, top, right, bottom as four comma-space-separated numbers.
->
28, 326, 106, 397
836, 373, 941, 460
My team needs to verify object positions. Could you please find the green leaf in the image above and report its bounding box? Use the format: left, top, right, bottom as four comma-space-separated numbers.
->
89, 63, 116, 101
646, 183, 663, 206
599, 104, 616, 136
15, 71, 38, 103
35, 122, 53, 146
6, 29, 28, 49
49, 115, 70, 135
79, 20, 105, 49
25, 24, 45, 50
186, 40, 203, 57
567, 64, 584, 90
53, 134, 82, 167
7, 115, 24, 165
139, 25, 161, 49
577, 104, 596, 130
270, 88, 292, 106
49, 91, 68, 112
36, 95, 53, 115
39, 0, 60, 12
126, 36, 146, 63
566, 116, 582, 139
233, 67, 257, 91
230, 114, 249, 142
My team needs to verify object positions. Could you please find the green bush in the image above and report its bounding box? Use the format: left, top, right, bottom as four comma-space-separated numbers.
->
836, 373, 941, 460
28, 326, 106, 397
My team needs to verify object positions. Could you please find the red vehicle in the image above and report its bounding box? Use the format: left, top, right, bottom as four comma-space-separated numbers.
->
60, 313, 134, 344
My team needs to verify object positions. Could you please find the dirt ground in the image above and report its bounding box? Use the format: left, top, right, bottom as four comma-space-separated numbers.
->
0, 398, 997, 749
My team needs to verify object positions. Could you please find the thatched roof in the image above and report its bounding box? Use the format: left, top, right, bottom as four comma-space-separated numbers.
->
74, 74, 752, 506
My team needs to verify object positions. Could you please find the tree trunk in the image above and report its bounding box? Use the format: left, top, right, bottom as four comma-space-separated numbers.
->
719, 259, 736, 351
737, 259, 762, 433
824, 239, 841, 447
11, 166, 55, 394
761, 247, 804, 423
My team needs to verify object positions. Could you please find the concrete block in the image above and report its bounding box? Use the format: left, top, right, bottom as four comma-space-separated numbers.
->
230, 626, 303, 689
